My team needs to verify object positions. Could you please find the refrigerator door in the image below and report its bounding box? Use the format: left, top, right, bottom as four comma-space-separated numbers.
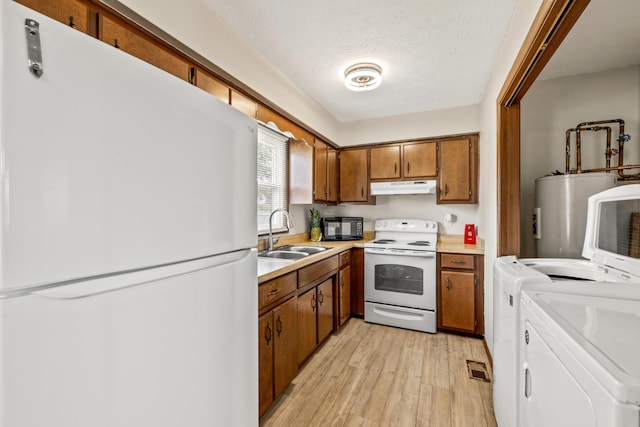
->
0, 3, 257, 292
0, 249, 258, 427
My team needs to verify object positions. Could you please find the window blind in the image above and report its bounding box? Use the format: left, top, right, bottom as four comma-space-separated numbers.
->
257, 124, 289, 234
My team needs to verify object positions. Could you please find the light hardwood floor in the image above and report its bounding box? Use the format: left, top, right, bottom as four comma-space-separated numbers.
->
260, 318, 497, 427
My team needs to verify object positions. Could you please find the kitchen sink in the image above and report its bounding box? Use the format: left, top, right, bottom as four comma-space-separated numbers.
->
278, 245, 329, 254
259, 250, 309, 260
258, 245, 329, 260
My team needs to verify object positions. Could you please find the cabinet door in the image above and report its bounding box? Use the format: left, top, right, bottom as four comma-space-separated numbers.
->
273, 297, 298, 397
440, 270, 475, 332
230, 89, 257, 118
258, 311, 274, 416
370, 145, 401, 179
339, 149, 369, 202
339, 266, 351, 326
314, 139, 328, 202
289, 137, 314, 204
297, 287, 317, 365
327, 147, 339, 203
404, 142, 437, 178
99, 15, 191, 81
438, 137, 478, 203
194, 68, 229, 103
17, 0, 91, 33
317, 278, 334, 343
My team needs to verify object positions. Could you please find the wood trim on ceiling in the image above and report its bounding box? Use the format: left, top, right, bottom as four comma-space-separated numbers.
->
496, 0, 590, 257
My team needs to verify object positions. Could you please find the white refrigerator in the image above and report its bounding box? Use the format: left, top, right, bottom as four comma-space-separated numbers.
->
0, 2, 258, 426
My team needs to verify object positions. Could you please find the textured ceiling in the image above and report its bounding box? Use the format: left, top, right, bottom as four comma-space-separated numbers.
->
202, 0, 518, 122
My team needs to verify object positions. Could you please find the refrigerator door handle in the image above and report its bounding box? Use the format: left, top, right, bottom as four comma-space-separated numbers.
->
29, 249, 254, 300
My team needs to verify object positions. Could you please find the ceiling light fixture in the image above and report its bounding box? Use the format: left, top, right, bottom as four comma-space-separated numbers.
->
344, 62, 383, 92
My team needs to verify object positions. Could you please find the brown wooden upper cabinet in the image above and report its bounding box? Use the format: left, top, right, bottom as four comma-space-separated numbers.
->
17, 0, 92, 33
230, 89, 257, 118
339, 148, 370, 203
314, 138, 338, 204
194, 68, 230, 104
370, 141, 437, 180
437, 136, 479, 204
99, 15, 191, 82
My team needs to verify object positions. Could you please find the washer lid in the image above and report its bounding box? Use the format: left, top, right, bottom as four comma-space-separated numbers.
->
583, 184, 640, 279
530, 283, 640, 404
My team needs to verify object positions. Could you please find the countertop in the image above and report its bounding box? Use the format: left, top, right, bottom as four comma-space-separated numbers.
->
437, 234, 484, 255
258, 233, 485, 283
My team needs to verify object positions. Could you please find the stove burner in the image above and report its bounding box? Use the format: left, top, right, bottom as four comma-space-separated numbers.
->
373, 239, 396, 244
407, 241, 431, 246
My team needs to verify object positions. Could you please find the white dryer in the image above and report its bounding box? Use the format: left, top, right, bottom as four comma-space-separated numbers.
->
520, 281, 640, 426
493, 184, 640, 426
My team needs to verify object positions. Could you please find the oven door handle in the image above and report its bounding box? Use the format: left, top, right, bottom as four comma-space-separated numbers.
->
364, 248, 436, 258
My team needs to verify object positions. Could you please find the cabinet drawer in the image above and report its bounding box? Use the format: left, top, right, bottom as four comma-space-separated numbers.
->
441, 253, 475, 270
259, 272, 297, 310
298, 255, 339, 288
339, 250, 351, 268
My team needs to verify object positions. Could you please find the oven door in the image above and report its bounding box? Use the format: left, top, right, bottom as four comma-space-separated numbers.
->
364, 248, 436, 310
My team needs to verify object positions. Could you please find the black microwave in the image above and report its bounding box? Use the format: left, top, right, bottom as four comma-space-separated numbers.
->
322, 217, 363, 241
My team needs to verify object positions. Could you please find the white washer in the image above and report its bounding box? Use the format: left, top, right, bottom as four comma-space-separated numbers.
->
493, 184, 640, 426
520, 282, 640, 426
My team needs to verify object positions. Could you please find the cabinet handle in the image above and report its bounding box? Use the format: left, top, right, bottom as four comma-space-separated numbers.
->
394, 162, 397, 174
113, 39, 120, 49
524, 367, 532, 398
324, 185, 327, 198
68, 16, 76, 28
446, 277, 451, 290
265, 321, 272, 345
361, 186, 364, 198
450, 259, 465, 264
340, 277, 344, 288
318, 290, 324, 305
266, 289, 280, 297
444, 183, 449, 195
407, 162, 411, 173
276, 315, 283, 336
311, 294, 317, 311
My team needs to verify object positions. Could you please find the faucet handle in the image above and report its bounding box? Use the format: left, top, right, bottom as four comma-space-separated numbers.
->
272, 238, 279, 246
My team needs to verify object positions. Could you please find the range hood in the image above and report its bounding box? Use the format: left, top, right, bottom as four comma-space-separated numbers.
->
370, 180, 436, 195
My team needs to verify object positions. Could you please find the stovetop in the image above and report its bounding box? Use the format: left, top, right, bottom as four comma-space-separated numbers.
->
365, 219, 438, 251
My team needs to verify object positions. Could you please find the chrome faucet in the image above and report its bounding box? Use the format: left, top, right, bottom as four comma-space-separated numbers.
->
268, 208, 294, 250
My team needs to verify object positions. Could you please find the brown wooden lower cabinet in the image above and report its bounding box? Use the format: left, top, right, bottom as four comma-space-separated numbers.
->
437, 253, 484, 335
297, 277, 334, 365
258, 273, 298, 416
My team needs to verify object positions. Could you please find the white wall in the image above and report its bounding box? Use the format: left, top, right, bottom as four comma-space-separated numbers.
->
520, 66, 640, 257
478, 0, 543, 354
338, 105, 480, 146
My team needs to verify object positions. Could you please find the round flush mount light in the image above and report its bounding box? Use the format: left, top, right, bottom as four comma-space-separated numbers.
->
344, 62, 383, 92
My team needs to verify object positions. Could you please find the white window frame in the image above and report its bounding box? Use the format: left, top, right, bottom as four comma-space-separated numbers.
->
257, 124, 289, 235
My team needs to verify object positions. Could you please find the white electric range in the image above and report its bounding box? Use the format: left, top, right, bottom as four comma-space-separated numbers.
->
364, 219, 438, 333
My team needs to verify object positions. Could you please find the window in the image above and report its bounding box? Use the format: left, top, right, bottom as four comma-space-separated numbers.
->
257, 124, 289, 234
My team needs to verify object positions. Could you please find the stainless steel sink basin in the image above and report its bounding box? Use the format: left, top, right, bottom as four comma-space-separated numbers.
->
258, 250, 309, 260
278, 245, 329, 254
258, 245, 329, 260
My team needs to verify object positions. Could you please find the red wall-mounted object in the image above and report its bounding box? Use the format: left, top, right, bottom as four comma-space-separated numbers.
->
464, 224, 476, 244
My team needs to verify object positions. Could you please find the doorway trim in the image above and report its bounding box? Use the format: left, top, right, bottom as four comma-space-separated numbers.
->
497, 0, 591, 256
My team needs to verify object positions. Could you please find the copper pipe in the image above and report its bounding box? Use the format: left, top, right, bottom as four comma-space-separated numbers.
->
566, 125, 611, 173
576, 119, 627, 178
